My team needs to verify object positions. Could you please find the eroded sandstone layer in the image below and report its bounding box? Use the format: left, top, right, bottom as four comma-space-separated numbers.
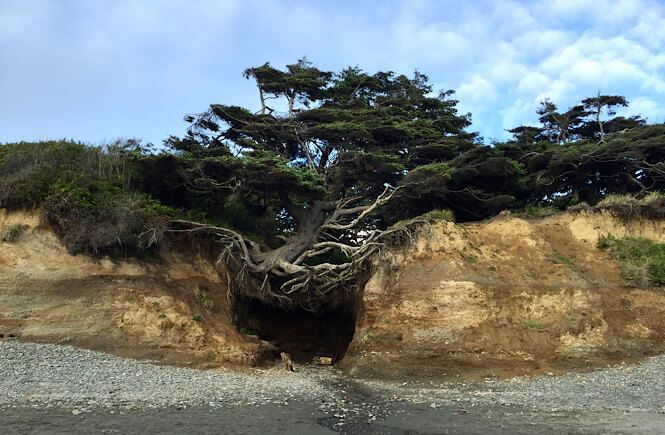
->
0, 208, 273, 368
4, 208, 665, 380
339, 211, 665, 380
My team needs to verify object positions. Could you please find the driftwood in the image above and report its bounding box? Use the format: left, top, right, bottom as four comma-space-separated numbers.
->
313, 356, 333, 365
280, 352, 294, 372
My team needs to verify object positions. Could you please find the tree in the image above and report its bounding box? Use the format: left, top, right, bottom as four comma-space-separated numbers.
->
506, 126, 546, 146
581, 94, 628, 142
533, 94, 644, 144
166, 62, 477, 311
536, 98, 587, 144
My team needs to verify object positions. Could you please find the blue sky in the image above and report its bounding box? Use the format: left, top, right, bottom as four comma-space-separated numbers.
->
1, 0, 664, 146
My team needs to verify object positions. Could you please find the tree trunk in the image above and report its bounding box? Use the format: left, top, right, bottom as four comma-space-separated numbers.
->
597, 108, 605, 142
254, 77, 267, 115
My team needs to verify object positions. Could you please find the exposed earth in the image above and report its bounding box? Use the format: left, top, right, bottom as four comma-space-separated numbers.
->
3, 208, 665, 432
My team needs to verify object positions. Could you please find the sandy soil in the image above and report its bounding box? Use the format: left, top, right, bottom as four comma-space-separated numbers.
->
341, 210, 665, 381
3, 208, 665, 384
0, 208, 274, 369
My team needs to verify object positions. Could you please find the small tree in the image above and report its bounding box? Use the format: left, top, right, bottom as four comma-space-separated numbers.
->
536, 98, 587, 144
581, 94, 628, 142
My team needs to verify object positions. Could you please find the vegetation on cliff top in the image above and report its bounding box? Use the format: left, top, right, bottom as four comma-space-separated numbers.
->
2, 60, 664, 310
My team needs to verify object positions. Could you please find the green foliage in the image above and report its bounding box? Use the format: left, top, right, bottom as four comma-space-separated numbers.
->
511, 204, 563, 218
194, 287, 215, 312
422, 209, 455, 223
598, 235, 665, 286
0, 140, 178, 255
523, 320, 543, 330
552, 250, 573, 265
191, 314, 202, 322
0, 224, 29, 243
410, 162, 452, 179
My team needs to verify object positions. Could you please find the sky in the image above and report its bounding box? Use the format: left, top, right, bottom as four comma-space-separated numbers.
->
1, 0, 664, 146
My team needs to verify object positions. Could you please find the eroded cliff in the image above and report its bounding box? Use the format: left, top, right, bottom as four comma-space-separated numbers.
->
339, 210, 665, 380
0, 208, 274, 368
4, 208, 665, 381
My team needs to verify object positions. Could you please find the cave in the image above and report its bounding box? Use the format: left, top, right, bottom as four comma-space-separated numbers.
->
233, 297, 356, 363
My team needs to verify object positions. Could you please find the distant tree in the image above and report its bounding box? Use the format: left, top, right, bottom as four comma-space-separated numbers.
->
506, 126, 546, 145
581, 94, 628, 142
536, 98, 587, 144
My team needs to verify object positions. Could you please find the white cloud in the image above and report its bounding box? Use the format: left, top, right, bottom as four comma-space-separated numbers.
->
624, 97, 665, 123
517, 72, 551, 94
490, 63, 529, 85
1, 0, 664, 145
457, 75, 499, 105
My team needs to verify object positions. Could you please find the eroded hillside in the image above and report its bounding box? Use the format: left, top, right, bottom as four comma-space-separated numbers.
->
3, 208, 665, 381
0, 208, 274, 369
340, 210, 665, 380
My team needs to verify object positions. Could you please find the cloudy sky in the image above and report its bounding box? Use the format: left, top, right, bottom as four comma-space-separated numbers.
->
1, 0, 664, 146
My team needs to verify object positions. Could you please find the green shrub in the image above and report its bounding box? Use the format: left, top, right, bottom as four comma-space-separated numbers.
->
0, 140, 177, 255
0, 224, 29, 242
596, 192, 665, 218
510, 204, 563, 218
192, 314, 202, 322
524, 205, 562, 217
422, 209, 455, 223
598, 235, 665, 286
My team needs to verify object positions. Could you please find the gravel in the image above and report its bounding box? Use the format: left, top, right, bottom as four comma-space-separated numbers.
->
390, 358, 665, 413
0, 340, 334, 410
3, 339, 665, 433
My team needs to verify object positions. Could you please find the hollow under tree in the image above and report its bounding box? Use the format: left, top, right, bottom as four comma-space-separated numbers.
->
165, 59, 481, 312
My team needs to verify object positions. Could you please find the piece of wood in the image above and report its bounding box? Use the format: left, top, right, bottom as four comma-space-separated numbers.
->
313, 356, 333, 365
280, 352, 294, 371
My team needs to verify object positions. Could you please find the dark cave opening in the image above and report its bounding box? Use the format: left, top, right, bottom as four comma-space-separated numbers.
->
233, 297, 357, 363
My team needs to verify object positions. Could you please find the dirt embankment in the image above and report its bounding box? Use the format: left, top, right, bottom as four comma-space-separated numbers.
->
339, 210, 665, 381
4, 208, 665, 381
0, 208, 274, 369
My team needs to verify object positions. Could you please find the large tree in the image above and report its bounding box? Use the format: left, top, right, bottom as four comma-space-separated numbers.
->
165, 60, 479, 311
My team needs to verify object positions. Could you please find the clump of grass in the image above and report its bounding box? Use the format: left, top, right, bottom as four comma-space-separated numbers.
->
598, 235, 665, 286
389, 209, 454, 231
236, 326, 257, 335
193, 287, 215, 311
520, 204, 562, 218
523, 320, 543, 330
0, 224, 29, 242
455, 248, 477, 263
422, 209, 455, 223
596, 192, 665, 219
552, 250, 572, 265
191, 314, 202, 322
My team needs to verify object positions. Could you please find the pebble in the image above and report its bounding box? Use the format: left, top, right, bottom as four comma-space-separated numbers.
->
3, 339, 665, 425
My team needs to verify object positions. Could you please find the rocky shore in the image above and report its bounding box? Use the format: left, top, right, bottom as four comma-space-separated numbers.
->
2, 340, 665, 434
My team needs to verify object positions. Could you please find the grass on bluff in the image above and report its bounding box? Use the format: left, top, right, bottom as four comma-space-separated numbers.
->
510, 204, 563, 218
598, 234, 665, 286
595, 192, 665, 219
